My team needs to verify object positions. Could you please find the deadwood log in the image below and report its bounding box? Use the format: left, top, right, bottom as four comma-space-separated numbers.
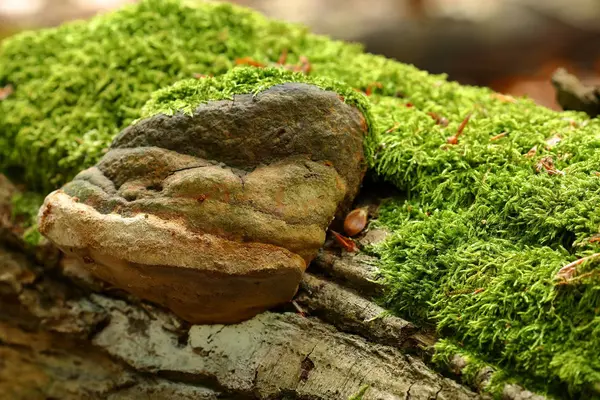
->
0, 172, 548, 399
1, 170, 550, 400
0, 173, 486, 400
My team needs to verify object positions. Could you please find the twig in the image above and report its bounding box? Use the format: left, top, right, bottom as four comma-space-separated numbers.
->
556, 253, 600, 280
291, 300, 306, 317
556, 270, 600, 285
385, 122, 401, 134
490, 132, 508, 141
446, 112, 472, 145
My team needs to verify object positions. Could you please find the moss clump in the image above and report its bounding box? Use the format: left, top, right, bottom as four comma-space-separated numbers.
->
1, 0, 600, 397
0, 0, 380, 192
348, 385, 370, 400
432, 339, 507, 397
369, 67, 600, 398
139, 66, 376, 162
10, 192, 44, 246
140, 66, 370, 119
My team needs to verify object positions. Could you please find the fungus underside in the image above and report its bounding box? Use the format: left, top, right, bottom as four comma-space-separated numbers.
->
1, 0, 600, 397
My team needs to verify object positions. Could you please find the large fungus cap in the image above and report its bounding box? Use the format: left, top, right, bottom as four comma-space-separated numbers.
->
39, 80, 369, 324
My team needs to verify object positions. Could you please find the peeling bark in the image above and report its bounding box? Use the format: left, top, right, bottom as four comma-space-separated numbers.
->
297, 273, 417, 349
0, 242, 478, 399
310, 250, 384, 298
93, 299, 476, 399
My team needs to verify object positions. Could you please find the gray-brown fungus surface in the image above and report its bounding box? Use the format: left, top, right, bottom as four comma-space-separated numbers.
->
38, 83, 368, 324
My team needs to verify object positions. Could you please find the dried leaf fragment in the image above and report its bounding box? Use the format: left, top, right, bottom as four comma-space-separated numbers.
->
235, 57, 265, 67
535, 156, 564, 176
298, 56, 311, 74
330, 230, 358, 252
0, 84, 14, 100
556, 253, 600, 281
193, 73, 212, 79
491, 93, 516, 103
524, 146, 537, 158
277, 49, 288, 65
281, 55, 312, 74
545, 135, 562, 149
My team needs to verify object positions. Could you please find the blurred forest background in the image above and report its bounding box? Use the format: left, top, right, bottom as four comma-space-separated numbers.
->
1, 0, 600, 110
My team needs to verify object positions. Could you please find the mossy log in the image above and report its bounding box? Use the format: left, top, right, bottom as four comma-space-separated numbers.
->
1, 1, 600, 398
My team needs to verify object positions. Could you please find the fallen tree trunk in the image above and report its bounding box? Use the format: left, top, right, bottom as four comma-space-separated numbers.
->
1, 174, 551, 399
0, 174, 484, 400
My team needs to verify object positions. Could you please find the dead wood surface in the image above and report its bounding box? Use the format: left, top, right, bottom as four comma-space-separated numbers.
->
0, 175, 543, 399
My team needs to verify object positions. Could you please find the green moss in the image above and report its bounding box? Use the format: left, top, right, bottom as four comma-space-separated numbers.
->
432, 339, 507, 397
0, 0, 381, 192
367, 62, 600, 397
141, 66, 369, 119
348, 385, 369, 400
1, 0, 600, 397
139, 66, 376, 161
10, 192, 44, 246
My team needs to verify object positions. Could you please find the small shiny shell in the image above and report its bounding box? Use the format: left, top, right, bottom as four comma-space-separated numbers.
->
344, 208, 368, 237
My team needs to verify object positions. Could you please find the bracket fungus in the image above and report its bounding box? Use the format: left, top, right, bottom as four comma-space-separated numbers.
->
38, 82, 369, 324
